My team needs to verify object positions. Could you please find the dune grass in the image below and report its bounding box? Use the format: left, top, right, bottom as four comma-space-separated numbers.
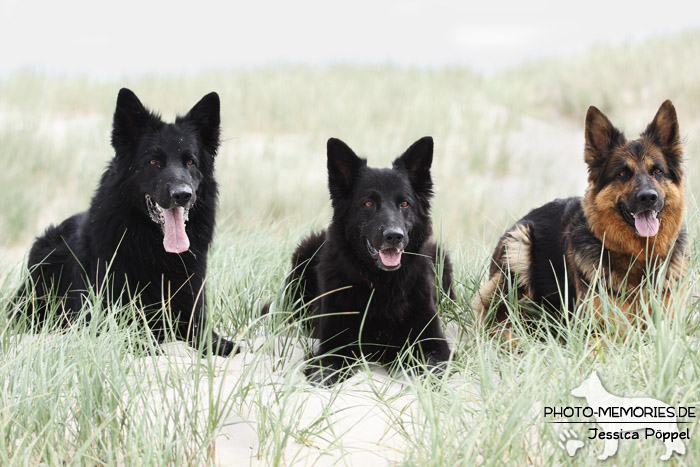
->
1, 31, 700, 465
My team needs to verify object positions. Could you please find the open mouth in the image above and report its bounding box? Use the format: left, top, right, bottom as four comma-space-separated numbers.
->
618, 203, 660, 238
145, 195, 191, 253
366, 240, 403, 271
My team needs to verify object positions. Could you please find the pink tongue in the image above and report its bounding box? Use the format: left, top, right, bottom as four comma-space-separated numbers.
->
162, 207, 190, 253
635, 211, 659, 237
379, 248, 402, 267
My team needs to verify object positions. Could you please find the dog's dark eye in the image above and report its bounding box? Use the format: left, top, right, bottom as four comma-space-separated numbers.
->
400, 201, 409, 208
364, 201, 374, 208
652, 167, 663, 176
617, 169, 631, 180
149, 159, 158, 166
187, 160, 195, 166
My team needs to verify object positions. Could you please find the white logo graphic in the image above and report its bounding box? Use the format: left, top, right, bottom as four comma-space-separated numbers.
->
570, 370, 687, 461
558, 429, 584, 457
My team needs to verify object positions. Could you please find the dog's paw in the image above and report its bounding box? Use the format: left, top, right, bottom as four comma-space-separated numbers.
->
213, 338, 240, 357
304, 366, 341, 387
425, 359, 449, 377
558, 429, 584, 457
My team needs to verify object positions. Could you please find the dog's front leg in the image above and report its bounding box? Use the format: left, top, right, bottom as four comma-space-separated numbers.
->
305, 319, 359, 386
203, 330, 239, 357
187, 290, 239, 357
411, 315, 451, 376
304, 353, 357, 387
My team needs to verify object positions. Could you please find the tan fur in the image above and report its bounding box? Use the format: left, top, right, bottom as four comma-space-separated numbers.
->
473, 223, 533, 327
472, 270, 502, 319
579, 138, 686, 324
588, 293, 639, 337
582, 146, 685, 260
503, 223, 534, 295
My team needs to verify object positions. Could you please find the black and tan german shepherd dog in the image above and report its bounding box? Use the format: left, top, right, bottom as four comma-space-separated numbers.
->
473, 100, 687, 334
284, 137, 453, 385
13, 89, 237, 357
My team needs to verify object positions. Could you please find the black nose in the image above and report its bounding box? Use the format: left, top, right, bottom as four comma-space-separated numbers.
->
637, 189, 658, 207
170, 185, 193, 206
383, 228, 404, 246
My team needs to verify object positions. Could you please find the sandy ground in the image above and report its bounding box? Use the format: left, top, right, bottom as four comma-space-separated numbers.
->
141, 339, 480, 466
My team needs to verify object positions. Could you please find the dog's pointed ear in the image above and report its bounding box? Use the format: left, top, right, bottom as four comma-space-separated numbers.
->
643, 100, 680, 150
111, 88, 150, 153
393, 136, 434, 197
327, 138, 365, 200
182, 92, 221, 155
584, 106, 624, 175
643, 101, 682, 181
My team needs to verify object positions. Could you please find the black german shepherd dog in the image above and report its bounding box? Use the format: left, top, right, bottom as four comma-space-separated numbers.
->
13, 89, 237, 357
286, 137, 452, 385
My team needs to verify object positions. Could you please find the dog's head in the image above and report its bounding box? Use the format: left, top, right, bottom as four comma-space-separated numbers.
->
582, 100, 684, 257
110, 88, 220, 254
326, 137, 434, 272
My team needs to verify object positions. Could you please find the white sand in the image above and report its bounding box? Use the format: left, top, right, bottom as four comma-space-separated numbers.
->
139, 338, 478, 466
161, 342, 414, 466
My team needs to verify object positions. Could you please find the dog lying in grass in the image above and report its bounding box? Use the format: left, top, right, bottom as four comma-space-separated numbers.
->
282, 137, 453, 385
13, 89, 237, 357
473, 101, 688, 334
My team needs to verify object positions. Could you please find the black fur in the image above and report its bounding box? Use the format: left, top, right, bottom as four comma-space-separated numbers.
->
13, 88, 237, 357
286, 137, 453, 386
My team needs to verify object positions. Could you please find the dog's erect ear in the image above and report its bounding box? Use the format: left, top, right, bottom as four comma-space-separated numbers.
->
584, 106, 625, 175
182, 92, 221, 155
643, 101, 682, 181
111, 88, 150, 152
327, 138, 365, 201
643, 100, 680, 150
393, 136, 434, 197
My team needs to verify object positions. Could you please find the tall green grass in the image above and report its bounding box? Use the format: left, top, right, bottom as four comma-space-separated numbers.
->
1, 30, 699, 465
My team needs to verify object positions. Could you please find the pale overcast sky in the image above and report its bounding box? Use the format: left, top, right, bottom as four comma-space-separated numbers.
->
1, 0, 699, 75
